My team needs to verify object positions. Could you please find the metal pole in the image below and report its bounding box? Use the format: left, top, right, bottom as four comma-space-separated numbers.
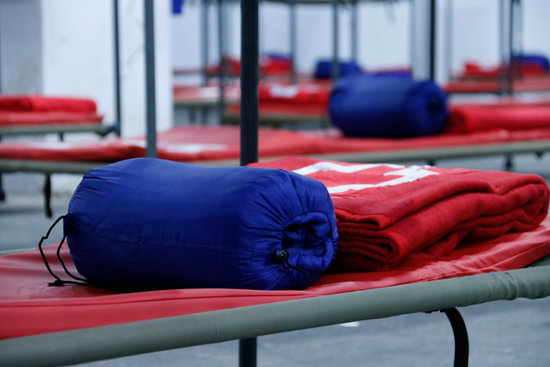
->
113, 0, 122, 136
515, 0, 523, 60
443, 308, 469, 367
144, 0, 157, 157
0, 2, 3, 93
239, 1, 260, 364
217, 0, 225, 120
201, 0, 210, 85
289, 0, 297, 84
428, 0, 436, 80
507, 0, 516, 90
513, 0, 523, 79
444, 0, 453, 81
239, 337, 257, 367
331, 0, 340, 81
240, 0, 259, 167
498, 0, 511, 95
350, 0, 358, 63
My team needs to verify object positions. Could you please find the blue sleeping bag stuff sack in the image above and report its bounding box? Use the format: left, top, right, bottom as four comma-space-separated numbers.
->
64, 158, 338, 290
329, 74, 448, 138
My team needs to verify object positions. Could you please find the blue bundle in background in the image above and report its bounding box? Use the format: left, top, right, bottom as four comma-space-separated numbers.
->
314, 59, 363, 79
512, 53, 550, 71
329, 74, 448, 138
65, 158, 338, 290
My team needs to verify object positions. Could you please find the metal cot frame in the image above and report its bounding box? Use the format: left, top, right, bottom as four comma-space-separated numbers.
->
1, 2, 549, 367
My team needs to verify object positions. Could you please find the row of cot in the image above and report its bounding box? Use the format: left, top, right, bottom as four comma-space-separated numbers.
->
2, 3, 550, 366
3, 84, 550, 212
2, 78, 550, 367
1, 154, 550, 366
176, 59, 550, 129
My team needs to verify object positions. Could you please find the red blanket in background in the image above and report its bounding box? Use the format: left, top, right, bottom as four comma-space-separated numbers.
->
206, 55, 292, 77
445, 103, 550, 134
0, 111, 103, 127
0, 95, 97, 113
2, 125, 550, 163
258, 82, 331, 106
0, 126, 321, 162
226, 81, 331, 117
456, 61, 547, 79
252, 157, 549, 272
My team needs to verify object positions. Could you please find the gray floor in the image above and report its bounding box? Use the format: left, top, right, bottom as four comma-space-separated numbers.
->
1, 153, 549, 366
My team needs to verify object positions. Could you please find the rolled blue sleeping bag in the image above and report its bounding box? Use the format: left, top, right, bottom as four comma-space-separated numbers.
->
512, 53, 550, 71
65, 158, 338, 290
314, 59, 363, 79
329, 74, 448, 138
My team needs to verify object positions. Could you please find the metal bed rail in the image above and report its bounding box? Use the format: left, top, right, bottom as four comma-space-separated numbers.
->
0, 262, 548, 367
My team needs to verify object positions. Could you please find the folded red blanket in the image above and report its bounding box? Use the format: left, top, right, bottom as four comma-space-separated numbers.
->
457, 61, 547, 79
252, 157, 549, 272
443, 75, 550, 94
258, 82, 331, 106
445, 104, 550, 133
206, 55, 292, 77
0, 95, 97, 113
0, 111, 103, 127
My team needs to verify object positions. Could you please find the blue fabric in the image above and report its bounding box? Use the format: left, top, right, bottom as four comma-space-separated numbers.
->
329, 74, 448, 138
369, 69, 412, 78
512, 53, 550, 71
65, 158, 338, 290
172, 0, 184, 14
262, 52, 291, 61
314, 59, 363, 79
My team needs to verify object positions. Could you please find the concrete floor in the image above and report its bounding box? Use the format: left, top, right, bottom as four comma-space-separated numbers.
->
1, 154, 549, 366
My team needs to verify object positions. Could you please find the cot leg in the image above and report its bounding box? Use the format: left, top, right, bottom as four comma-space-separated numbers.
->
504, 155, 514, 171
443, 307, 469, 367
0, 135, 4, 202
239, 337, 257, 367
200, 106, 208, 125
44, 174, 53, 218
0, 174, 5, 202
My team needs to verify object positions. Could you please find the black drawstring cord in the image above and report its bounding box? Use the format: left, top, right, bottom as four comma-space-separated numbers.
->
38, 215, 88, 287
272, 250, 311, 290
56, 235, 88, 284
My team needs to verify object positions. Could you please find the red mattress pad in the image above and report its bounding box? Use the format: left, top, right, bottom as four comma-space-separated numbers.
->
0, 126, 322, 162
1, 218, 549, 339
0, 111, 103, 127
173, 84, 241, 103
2, 125, 550, 163
0, 95, 97, 113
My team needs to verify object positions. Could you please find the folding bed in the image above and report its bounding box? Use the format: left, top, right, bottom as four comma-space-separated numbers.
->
1, 112, 550, 216
1, 156, 550, 367
0, 95, 117, 203
0, 95, 115, 139
1, 2, 549, 367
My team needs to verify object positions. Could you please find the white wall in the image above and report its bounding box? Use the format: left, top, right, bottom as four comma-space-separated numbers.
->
172, 0, 550, 84
41, 0, 172, 136
0, 0, 172, 193
172, 1, 411, 76
0, 0, 43, 93
1, 0, 172, 137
